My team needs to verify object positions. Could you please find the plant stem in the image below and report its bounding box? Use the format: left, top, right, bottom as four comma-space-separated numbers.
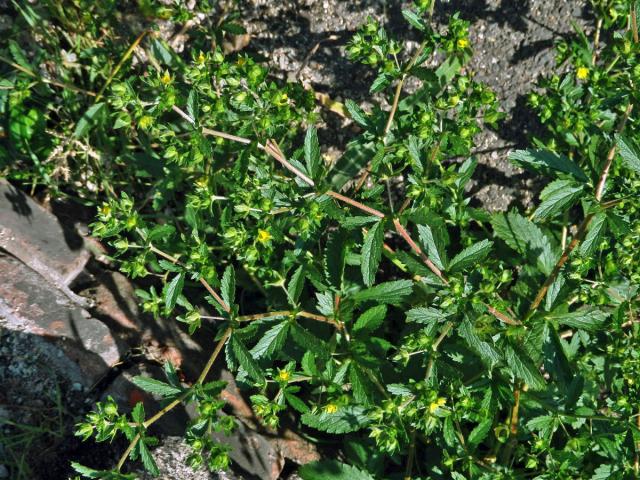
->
0, 54, 96, 96
116, 327, 232, 472
526, 103, 633, 319
326, 190, 385, 218
393, 218, 448, 283
148, 244, 230, 313
96, 30, 148, 102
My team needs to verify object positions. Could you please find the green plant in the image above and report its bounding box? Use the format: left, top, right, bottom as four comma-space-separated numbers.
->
3, 0, 640, 479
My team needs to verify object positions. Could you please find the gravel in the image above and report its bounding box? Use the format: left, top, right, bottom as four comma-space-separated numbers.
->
242, 0, 591, 211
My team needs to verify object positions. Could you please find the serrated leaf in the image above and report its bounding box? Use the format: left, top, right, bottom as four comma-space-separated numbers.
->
221, 265, 235, 307
504, 344, 546, 390
353, 305, 387, 333
341, 215, 380, 229
291, 323, 328, 358
417, 224, 447, 271
299, 460, 374, 480
325, 230, 347, 289
406, 307, 448, 330
616, 134, 640, 174
402, 9, 426, 30
138, 439, 160, 476
345, 99, 369, 128
73, 103, 107, 138
579, 212, 607, 257
491, 211, 556, 275
467, 418, 493, 450
230, 334, 265, 384
163, 361, 180, 387
448, 240, 493, 273
330, 140, 376, 191
250, 321, 289, 359
526, 415, 558, 440
164, 272, 184, 314
131, 402, 144, 424
361, 221, 384, 286
459, 318, 501, 368
301, 406, 369, 434
187, 89, 199, 124
370, 72, 391, 93
509, 149, 588, 181
547, 308, 608, 332
353, 280, 413, 305
349, 364, 377, 406
305, 126, 321, 179
131, 376, 182, 397
533, 180, 584, 220
284, 392, 310, 413
287, 265, 306, 305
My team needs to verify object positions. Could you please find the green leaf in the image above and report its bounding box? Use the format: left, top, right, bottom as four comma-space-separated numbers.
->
459, 318, 501, 368
526, 415, 558, 440
402, 10, 426, 31
616, 134, 640, 175
448, 240, 493, 273
370, 72, 391, 93
417, 224, 447, 271
137, 439, 160, 476
406, 307, 448, 330
131, 402, 145, 424
299, 460, 374, 480
287, 265, 306, 305
164, 272, 184, 314
73, 103, 107, 138
284, 392, 310, 413
533, 179, 584, 220
230, 334, 265, 384
504, 344, 546, 390
353, 305, 387, 333
330, 140, 376, 191
491, 211, 556, 275
301, 406, 369, 434
353, 280, 413, 305
509, 149, 588, 181
187, 89, 199, 124
221, 265, 235, 307
361, 220, 384, 286
304, 126, 322, 179
291, 323, 329, 359
579, 212, 607, 257
547, 308, 608, 332
345, 99, 369, 128
250, 321, 289, 359
325, 230, 347, 289
349, 364, 377, 406
468, 418, 493, 450
131, 376, 182, 397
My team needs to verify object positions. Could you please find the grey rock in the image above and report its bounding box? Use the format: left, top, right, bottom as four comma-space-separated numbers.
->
0, 179, 91, 306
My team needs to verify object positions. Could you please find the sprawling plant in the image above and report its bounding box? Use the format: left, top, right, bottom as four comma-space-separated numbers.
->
3, 1, 640, 479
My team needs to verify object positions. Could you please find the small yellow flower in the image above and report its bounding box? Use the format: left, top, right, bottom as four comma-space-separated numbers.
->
277, 369, 291, 382
197, 52, 206, 64
138, 115, 153, 130
100, 204, 111, 217
457, 38, 469, 49
161, 71, 172, 85
324, 403, 338, 414
429, 397, 447, 413
576, 67, 589, 80
257, 229, 272, 244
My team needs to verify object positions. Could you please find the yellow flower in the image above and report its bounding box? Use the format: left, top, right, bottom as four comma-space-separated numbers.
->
429, 397, 447, 413
161, 71, 171, 85
576, 67, 589, 80
457, 38, 469, 49
324, 403, 338, 414
277, 369, 291, 382
100, 204, 111, 217
138, 115, 153, 130
197, 52, 206, 64
257, 229, 272, 244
